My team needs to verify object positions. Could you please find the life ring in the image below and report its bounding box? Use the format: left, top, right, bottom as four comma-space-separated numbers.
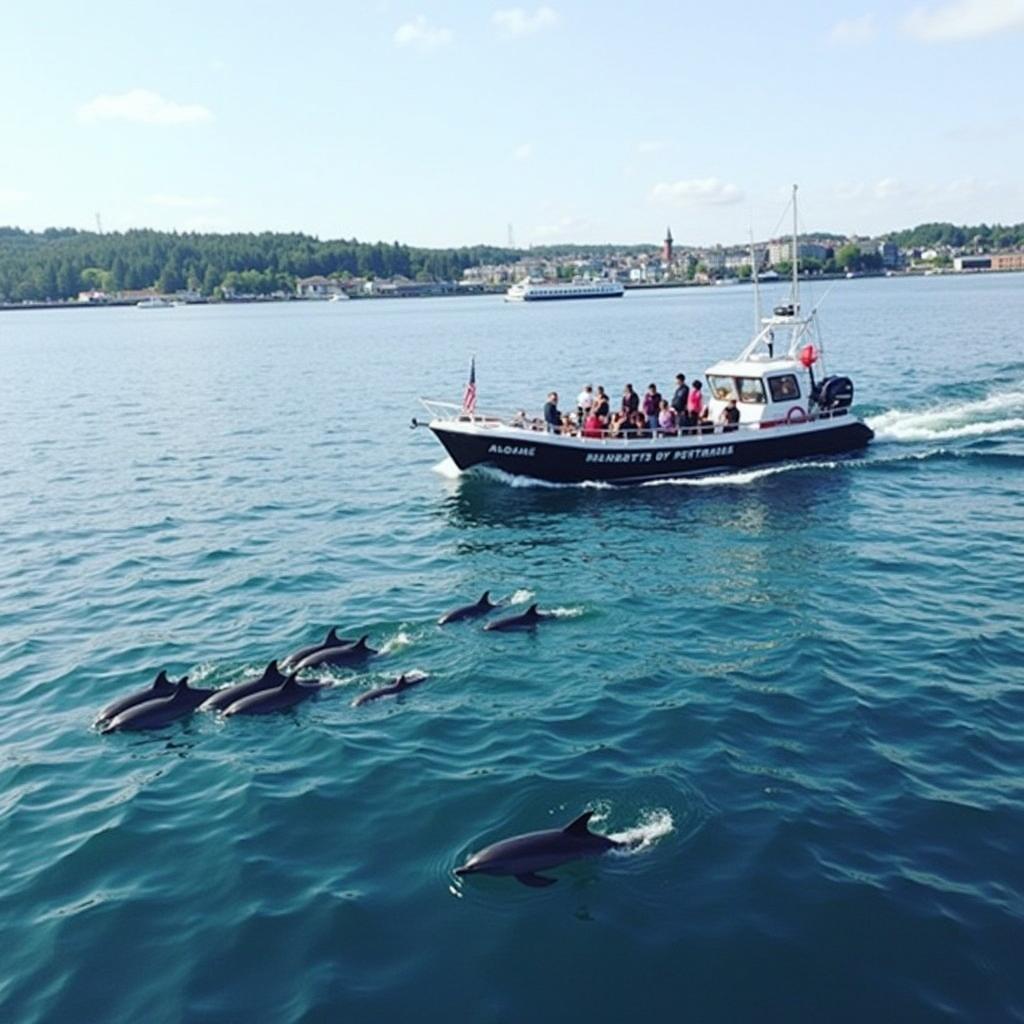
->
786, 405, 807, 424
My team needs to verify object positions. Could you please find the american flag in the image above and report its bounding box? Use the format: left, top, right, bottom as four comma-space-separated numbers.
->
462, 356, 477, 413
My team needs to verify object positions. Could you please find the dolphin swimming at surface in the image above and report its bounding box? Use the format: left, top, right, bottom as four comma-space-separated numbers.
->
100, 677, 215, 733
482, 603, 547, 632
294, 636, 376, 671
438, 591, 497, 626
280, 628, 355, 670
199, 660, 288, 712
95, 670, 178, 726
455, 810, 621, 887
222, 672, 325, 717
351, 671, 428, 707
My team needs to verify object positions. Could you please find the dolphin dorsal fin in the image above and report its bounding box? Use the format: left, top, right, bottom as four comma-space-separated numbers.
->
563, 811, 594, 836
154, 670, 169, 687
262, 660, 283, 683
478, 590, 491, 606
175, 677, 192, 694
326, 627, 339, 644
283, 672, 299, 689
527, 603, 539, 616
355, 635, 369, 649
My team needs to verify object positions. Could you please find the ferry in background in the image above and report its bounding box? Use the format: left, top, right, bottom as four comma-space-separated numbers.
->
505, 278, 624, 302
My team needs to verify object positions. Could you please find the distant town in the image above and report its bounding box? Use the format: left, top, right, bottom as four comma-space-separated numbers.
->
0, 221, 1022, 309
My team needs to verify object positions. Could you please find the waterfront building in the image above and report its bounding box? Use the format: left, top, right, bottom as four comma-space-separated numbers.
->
296, 275, 347, 299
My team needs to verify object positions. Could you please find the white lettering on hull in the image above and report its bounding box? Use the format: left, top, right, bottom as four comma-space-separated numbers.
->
584, 444, 734, 464
488, 443, 537, 457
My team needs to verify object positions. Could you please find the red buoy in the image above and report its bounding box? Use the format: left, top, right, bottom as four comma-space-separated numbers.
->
800, 344, 818, 368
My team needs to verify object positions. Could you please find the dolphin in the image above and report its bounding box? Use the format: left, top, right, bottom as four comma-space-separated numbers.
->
455, 810, 620, 887
483, 603, 547, 632
222, 672, 325, 717
438, 591, 497, 626
100, 677, 215, 733
95, 670, 178, 726
294, 636, 376, 671
199, 660, 288, 712
352, 671, 428, 707
280, 628, 355, 670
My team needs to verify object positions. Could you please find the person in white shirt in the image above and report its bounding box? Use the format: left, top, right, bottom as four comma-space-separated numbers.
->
576, 385, 594, 423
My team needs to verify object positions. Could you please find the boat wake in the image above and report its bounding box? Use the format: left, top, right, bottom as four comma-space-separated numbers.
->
507, 589, 535, 605
867, 384, 1024, 442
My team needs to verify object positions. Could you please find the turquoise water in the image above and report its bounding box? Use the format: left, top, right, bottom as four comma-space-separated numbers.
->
1, 276, 1022, 1022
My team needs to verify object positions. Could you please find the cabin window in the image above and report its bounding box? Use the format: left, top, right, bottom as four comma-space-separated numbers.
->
768, 374, 801, 401
736, 377, 766, 404
708, 375, 737, 400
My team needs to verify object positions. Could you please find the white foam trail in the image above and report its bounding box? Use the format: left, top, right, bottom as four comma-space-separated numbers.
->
508, 589, 534, 605
546, 606, 584, 618
475, 466, 612, 489
868, 385, 1024, 443
608, 809, 676, 855
379, 630, 413, 655
432, 457, 462, 479
640, 460, 840, 488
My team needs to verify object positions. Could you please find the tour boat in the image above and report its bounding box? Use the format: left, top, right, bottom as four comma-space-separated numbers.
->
420, 187, 872, 484
505, 278, 624, 302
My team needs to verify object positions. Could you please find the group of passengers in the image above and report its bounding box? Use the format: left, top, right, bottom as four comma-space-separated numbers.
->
531, 375, 740, 439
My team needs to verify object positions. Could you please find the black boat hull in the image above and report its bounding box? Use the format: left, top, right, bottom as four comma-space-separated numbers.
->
431, 419, 874, 485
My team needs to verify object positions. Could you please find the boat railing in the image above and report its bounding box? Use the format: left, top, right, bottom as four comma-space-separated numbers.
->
420, 398, 850, 441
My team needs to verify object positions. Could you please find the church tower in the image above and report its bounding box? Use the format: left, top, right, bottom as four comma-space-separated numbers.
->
662, 226, 673, 263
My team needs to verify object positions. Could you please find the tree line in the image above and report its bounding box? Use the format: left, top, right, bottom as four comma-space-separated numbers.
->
0, 227, 523, 302
885, 221, 1024, 250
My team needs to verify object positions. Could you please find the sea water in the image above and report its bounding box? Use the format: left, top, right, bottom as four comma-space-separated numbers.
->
0, 275, 1022, 1022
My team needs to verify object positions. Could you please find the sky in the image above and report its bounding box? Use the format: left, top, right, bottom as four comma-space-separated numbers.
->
1, 0, 1022, 248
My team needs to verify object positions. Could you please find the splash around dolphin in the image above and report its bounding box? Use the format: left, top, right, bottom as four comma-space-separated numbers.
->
100, 677, 215, 733
438, 591, 497, 625
352, 671, 429, 707
482, 603, 547, 632
455, 810, 620, 887
95, 670, 179, 727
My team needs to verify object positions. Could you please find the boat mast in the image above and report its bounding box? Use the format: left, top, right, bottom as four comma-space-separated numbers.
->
791, 183, 799, 313
750, 227, 761, 335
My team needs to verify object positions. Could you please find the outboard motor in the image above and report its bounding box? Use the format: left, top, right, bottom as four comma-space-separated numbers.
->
811, 375, 855, 410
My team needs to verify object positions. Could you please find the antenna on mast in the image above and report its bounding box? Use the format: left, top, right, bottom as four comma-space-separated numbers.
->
95, 212, 103, 235
791, 184, 799, 313
507, 223, 516, 250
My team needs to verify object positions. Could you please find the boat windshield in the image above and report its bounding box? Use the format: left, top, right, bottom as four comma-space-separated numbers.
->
737, 377, 766, 404
707, 375, 737, 400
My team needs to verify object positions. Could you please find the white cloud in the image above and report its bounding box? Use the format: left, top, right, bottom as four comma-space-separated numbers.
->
78, 89, 213, 125
829, 13, 876, 43
873, 177, 904, 199
650, 177, 744, 206
0, 187, 30, 203
394, 16, 453, 50
146, 194, 221, 209
513, 141, 534, 161
492, 6, 560, 37
904, 0, 1024, 41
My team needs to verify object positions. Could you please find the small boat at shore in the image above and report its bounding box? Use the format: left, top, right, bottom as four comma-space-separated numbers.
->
505, 278, 624, 302
419, 187, 872, 485
136, 296, 172, 308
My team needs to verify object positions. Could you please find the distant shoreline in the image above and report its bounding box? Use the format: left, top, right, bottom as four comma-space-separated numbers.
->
2, 267, 1021, 313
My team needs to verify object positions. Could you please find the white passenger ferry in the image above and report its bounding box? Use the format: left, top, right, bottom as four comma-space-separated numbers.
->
505, 278, 625, 302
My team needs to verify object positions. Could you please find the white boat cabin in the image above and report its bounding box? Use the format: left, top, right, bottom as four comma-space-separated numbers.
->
703, 356, 812, 428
